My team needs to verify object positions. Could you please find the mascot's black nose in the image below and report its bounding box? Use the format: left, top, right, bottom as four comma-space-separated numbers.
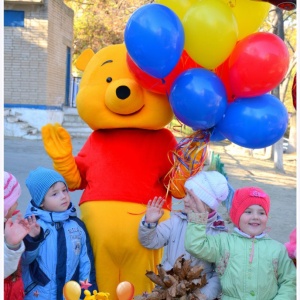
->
116, 86, 131, 100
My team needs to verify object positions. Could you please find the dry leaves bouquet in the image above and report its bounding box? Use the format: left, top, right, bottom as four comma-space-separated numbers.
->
135, 255, 208, 300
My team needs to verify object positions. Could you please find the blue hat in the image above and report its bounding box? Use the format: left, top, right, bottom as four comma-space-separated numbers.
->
26, 167, 67, 207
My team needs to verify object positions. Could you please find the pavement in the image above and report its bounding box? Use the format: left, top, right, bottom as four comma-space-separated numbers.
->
4, 136, 297, 244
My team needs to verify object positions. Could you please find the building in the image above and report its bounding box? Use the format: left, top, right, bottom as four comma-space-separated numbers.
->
4, 0, 74, 137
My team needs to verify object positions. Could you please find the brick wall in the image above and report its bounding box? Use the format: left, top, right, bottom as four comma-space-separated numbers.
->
4, 0, 74, 108
47, 0, 73, 106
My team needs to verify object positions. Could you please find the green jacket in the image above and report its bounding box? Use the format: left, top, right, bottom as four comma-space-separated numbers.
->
185, 212, 296, 300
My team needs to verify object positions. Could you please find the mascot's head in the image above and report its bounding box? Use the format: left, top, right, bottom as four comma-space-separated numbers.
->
75, 44, 174, 130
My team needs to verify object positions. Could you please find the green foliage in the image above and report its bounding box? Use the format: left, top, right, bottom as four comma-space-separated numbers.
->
64, 0, 153, 66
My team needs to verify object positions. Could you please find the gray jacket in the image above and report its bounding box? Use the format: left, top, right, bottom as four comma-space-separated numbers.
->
138, 211, 227, 300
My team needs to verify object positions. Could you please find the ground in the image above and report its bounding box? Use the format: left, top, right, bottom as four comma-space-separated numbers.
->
209, 140, 296, 244
4, 136, 296, 244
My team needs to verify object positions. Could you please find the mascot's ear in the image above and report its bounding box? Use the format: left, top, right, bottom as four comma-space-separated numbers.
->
75, 49, 95, 71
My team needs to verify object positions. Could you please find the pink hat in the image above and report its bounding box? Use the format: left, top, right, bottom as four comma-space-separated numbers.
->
229, 186, 270, 227
4, 172, 21, 217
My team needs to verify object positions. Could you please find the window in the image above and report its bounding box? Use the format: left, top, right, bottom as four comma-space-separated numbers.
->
4, 10, 24, 27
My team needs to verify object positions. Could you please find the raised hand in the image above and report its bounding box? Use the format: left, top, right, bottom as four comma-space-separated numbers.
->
27, 215, 41, 238
41, 123, 82, 189
4, 213, 30, 247
41, 123, 73, 159
145, 196, 165, 223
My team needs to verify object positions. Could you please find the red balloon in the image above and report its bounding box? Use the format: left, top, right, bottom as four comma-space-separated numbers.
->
116, 281, 134, 300
127, 50, 201, 95
228, 32, 289, 98
214, 57, 236, 103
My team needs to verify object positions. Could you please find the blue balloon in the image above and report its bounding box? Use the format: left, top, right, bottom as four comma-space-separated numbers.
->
169, 68, 227, 130
216, 94, 288, 149
124, 4, 184, 79
210, 127, 226, 142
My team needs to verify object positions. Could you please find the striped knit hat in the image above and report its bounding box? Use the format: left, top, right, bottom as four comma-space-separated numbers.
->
4, 172, 21, 217
26, 167, 67, 207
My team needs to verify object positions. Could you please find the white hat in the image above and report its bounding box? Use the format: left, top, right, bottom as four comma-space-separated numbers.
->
184, 171, 228, 210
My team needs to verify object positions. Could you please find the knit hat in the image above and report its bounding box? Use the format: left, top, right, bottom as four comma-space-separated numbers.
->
229, 186, 270, 227
184, 171, 229, 210
4, 172, 21, 217
26, 167, 67, 207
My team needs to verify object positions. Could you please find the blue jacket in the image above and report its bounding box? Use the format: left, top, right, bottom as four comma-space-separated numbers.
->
21, 201, 97, 300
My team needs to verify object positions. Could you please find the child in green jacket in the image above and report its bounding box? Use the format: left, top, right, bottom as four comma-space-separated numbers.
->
185, 186, 296, 300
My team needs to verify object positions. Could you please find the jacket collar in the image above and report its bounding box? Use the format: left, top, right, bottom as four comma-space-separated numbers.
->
234, 227, 266, 239
25, 200, 77, 223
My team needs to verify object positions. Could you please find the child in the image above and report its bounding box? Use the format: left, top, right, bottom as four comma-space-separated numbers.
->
185, 186, 296, 299
21, 167, 98, 300
138, 171, 229, 300
4, 171, 30, 300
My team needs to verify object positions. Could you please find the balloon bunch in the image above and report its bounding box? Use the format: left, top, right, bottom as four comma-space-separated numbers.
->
124, 0, 290, 150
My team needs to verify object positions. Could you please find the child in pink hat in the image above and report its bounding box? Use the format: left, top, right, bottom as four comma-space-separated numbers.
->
185, 186, 296, 299
4, 171, 30, 300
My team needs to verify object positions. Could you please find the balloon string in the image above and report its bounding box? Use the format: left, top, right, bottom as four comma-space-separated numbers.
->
165, 129, 210, 198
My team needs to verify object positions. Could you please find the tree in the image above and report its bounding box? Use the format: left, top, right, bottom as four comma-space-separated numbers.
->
64, 0, 153, 69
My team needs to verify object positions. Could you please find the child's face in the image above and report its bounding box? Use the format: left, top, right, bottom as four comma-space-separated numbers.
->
182, 190, 194, 213
239, 204, 268, 236
41, 182, 70, 212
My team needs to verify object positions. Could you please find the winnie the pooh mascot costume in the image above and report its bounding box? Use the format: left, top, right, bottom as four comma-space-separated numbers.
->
41, 44, 177, 299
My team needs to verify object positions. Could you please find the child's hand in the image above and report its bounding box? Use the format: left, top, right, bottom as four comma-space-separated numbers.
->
145, 196, 165, 223
27, 215, 41, 238
4, 213, 30, 247
186, 189, 209, 213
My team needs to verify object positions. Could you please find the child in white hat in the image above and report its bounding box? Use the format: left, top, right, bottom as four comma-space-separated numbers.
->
4, 171, 30, 300
138, 170, 229, 300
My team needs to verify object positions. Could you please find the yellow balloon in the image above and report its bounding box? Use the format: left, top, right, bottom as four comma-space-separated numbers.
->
222, 0, 271, 40
183, 0, 238, 70
155, 0, 196, 20
63, 281, 81, 300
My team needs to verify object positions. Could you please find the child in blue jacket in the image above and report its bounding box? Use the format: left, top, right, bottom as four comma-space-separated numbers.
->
21, 167, 97, 300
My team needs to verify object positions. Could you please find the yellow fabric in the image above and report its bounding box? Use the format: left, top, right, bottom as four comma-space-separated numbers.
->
75, 48, 95, 71
41, 123, 81, 189
81, 201, 170, 299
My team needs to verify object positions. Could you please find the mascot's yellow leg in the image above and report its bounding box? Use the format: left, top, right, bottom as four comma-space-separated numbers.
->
81, 201, 170, 300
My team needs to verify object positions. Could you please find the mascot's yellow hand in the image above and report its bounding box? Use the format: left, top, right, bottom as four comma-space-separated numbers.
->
41, 123, 73, 159
42, 123, 82, 189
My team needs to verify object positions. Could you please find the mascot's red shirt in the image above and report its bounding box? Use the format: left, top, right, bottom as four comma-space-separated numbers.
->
75, 128, 177, 210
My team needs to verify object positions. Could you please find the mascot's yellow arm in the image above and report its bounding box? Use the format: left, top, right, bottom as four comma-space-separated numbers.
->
41, 123, 82, 189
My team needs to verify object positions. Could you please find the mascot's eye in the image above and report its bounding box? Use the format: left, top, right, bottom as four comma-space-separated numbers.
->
106, 77, 112, 83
